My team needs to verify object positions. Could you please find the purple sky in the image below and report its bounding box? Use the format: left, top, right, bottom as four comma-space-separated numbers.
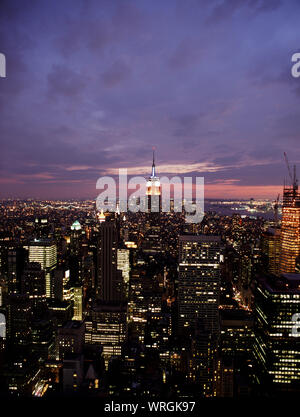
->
0, 0, 300, 199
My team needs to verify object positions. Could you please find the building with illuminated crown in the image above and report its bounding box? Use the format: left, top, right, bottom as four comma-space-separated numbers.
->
146, 149, 161, 213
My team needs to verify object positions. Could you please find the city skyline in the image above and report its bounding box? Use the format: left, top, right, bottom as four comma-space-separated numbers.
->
1, 0, 300, 199
1, 1, 300, 403
0, 158, 299, 398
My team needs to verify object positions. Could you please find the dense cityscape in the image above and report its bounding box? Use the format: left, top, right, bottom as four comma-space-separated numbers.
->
1, 1, 300, 411
0, 155, 299, 400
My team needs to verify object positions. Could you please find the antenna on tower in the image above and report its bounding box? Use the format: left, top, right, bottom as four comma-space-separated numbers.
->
151, 146, 156, 177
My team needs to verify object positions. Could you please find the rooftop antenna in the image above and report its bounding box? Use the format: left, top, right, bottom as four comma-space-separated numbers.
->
151, 146, 156, 177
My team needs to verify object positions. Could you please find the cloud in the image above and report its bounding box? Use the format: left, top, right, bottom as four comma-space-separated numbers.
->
168, 39, 202, 70
170, 113, 203, 137
102, 60, 131, 87
0, 0, 299, 199
206, 0, 282, 25
55, 0, 145, 57
105, 161, 229, 176
47, 65, 87, 98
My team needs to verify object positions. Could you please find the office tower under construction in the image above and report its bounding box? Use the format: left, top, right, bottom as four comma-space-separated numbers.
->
280, 156, 300, 274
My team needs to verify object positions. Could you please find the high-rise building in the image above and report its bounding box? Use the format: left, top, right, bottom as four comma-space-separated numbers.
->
34, 217, 50, 239
69, 220, 83, 282
220, 309, 254, 361
85, 302, 127, 368
178, 235, 222, 334
97, 220, 122, 302
142, 151, 163, 254
117, 248, 130, 285
57, 320, 85, 359
279, 179, 300, 274
146, 150, 161, 213
178, 234, 222, 396
128, 269, 162, 343
262, 227, 281, 276
253, 274, 300, 394
47, 300, 73, 326
21, 262, 46, 301
26, 239, 57, 298
31, 318, 55, 361
73, 286, 83, 321
7, 247, 28, 295
7, 294, 32, 355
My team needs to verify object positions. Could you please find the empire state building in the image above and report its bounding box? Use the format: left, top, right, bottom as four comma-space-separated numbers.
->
142, 150, 163, 254
146, 150, 161, 213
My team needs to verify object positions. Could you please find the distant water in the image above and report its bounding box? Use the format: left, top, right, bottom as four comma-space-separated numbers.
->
205, 201, 277, 220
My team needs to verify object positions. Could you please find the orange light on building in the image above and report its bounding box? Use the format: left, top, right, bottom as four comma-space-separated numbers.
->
279, 185, 300, 274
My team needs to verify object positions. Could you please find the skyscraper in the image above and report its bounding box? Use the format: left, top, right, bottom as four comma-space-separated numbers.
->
69, 220, 83, 283
146, 149, 161, 213
21, 262, 46, 301
117, 248, 130, 285
7, 294, 32, 354
26, 239, 57, 298
262, 227, 281, 276
178, 234, 222, 396
253, 274, 300, 394
178, 235, 222, 335
143, 151, 163, 253
73, 286, 83, 321
279, 168, 300, 274
58, 320, 85, 359
7, 247, 28, 295
85, 303, 126, 368
97, 220, 121, 302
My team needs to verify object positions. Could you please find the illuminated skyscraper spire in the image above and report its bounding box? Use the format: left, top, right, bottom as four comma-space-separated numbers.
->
151, 148, 156, 178
146, 148, 161, 213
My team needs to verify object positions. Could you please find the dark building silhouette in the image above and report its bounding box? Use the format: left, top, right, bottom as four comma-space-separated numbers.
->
21, 262, 46, 301
97, 220, 122, 302
7, 247, 28, 295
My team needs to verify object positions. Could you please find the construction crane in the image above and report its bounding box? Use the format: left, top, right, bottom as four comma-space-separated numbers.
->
284, 152, 298, 193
